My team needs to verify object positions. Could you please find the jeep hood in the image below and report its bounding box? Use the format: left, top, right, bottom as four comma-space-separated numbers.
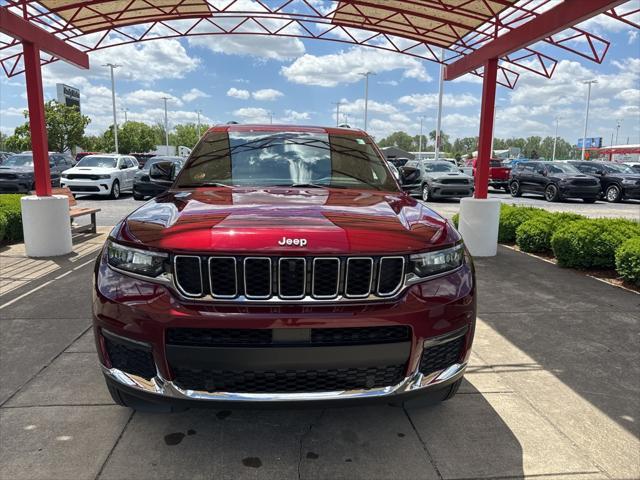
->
114, 187, 459, 254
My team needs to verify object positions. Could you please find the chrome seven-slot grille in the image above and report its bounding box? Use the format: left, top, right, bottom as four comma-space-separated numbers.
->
173, 255, 405, 301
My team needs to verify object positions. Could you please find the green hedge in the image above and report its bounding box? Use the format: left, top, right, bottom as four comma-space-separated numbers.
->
551, 218, 640, 269
516, 212, 584, 253
615, 237, 640, 286
498, 205, 546, 243
0, 211, 7, 244
0, 194, 24, 244
452, 213, 459, 228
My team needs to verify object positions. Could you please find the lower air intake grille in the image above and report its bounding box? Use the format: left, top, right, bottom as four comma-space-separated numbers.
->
104, 336, 156, 379
166, 326, 410, 347
419, 336, 464, 376
172, 364, 406, 393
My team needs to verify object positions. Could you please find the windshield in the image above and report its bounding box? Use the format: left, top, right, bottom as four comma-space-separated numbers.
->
546, 163, 580, 174
76, 156, 118, 168
176, 130, 398, 191
2, 154, 34, 167
424, 162, 457, 173
603, 163, 634, 174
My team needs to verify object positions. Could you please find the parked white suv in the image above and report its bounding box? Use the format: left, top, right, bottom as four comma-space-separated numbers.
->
61, 154, 139, 198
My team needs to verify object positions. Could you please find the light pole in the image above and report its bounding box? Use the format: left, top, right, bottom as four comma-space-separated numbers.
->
121, 107, 128, 123
360, 71, 375, 131
580, 79, 597, 161
104, 63, 120, 153
615, 119, 622, 145
268, 111, 274, 125
332, 101, 344, 127
162, 97, 170, 150
195, 109, 202, 136
434, 48, 445, 161
418, 116, 425, 155
552, 116, 559, 161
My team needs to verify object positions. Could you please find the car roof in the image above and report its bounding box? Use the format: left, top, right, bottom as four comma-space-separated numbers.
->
206, 124, 365, 136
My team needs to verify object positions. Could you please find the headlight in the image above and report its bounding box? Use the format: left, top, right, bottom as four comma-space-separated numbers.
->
409, 244, 465, 278
106, 240, 168, 277
97, 174, 111, 179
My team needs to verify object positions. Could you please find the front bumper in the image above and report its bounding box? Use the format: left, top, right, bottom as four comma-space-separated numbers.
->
93, 254, 476, 404
61, 177, 114, 196
0, 179, 31, 193
558, 184, 601, 199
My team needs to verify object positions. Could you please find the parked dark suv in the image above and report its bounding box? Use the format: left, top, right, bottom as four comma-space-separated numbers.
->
0, 152, 71, 193
93, 125, 476, 411
568, 161, 640, 202
509, 161, 600, 202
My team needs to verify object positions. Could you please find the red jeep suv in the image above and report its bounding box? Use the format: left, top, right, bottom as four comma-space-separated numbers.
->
93, 125, 476, 411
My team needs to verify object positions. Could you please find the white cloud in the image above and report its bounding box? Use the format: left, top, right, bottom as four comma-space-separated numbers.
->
124, 90, 183, 108
398, 93, 479, 112
628, 30, 639, 44
340, 98, 398, 116
252, 88, 284, 101
42, 40, 200, 86
232, 107, 271, 123
188, 36, 305, 61
227, 88, 251, 100
378, 80, 399, 86
616, 88, 640, 104
182, 88, 210, 103
0, 106, 27, 117
281, 47, 431, 87
281, 110, 312, 122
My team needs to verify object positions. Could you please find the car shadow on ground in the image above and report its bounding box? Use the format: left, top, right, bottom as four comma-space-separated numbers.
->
94, 383, 524, 480
474, 248, 640, 440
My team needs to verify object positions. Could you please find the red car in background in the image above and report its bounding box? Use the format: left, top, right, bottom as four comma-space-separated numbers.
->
93, 124, 476, 411
464, 157, 511, 192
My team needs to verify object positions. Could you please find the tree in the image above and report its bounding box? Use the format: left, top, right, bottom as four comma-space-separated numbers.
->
5, 101, 90, 153
170, 123, 201, 148
378, 131, 415, 151
103, 121, 156, 154
80, 134, 107, 152
44, 100, 90, 153
5, 124, 31, 152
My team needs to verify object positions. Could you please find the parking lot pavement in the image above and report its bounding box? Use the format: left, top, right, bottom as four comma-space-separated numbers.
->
72, 190, 639, 227
1, 235, 638, 480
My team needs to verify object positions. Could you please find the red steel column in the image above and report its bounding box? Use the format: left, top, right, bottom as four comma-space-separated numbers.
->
22, 41, 51, 196
474, 58, 498, 199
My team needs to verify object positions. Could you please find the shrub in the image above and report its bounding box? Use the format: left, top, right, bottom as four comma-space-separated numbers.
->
452, 213, 459, 228
615, 237, 640, 286
0, 194, 24, 244
0, 211, 7, 243
516, 212, 585, 253
498, 205, 546, 243
551, 218, 640, 269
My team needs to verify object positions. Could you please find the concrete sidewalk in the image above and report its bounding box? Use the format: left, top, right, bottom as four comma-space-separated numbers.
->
0, 236, 638, 480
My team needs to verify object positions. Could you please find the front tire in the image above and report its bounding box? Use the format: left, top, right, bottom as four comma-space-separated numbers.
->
509, 181, 522, 197
422, 184, 431, 202
110, 180, 120, 199
133, 192, 144, 201
605, 184, 622, 203
544, 184, 560, 202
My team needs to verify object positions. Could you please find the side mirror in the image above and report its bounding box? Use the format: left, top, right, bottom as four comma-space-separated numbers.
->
537, 169, 546, 175
149, 161, 175, 186
119, 164, 127, 170
595, 170, 604, 175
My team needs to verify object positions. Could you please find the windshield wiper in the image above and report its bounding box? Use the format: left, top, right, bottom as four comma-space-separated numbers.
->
273, 183, 349, 189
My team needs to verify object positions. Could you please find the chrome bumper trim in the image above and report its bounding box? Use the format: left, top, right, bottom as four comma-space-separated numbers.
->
102, 362, 467, 403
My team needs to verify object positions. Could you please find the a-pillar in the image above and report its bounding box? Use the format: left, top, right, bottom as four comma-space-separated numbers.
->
20, 41, 72, 257
458, 58, 501, 257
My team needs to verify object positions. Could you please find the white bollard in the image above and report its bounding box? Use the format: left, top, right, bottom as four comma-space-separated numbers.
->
20, 195, 73, 257
458, 197, 501, 257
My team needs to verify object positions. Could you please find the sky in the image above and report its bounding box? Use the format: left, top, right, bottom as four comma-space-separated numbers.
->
0, 6, 639, 148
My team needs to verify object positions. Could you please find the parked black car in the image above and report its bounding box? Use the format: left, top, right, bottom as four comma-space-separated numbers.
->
509, 161, 600, 202
0, 153, 71, 193
133, 156, 184, 200
568, 161, 640, 202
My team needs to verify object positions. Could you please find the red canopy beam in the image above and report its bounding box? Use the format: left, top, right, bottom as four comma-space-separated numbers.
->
444, 0, 627, 81
0, 7, 89, 196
